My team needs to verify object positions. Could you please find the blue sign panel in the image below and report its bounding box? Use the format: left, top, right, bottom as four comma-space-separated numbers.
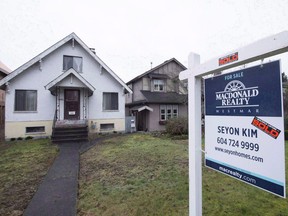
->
204, 60, 286, 198
205, 61, 282, 117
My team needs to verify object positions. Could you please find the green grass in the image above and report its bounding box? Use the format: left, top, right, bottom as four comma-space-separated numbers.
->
0, 139, 58, 216
78, 134, 288, 216
1, 133, 286, 215
78, 134, 189, 215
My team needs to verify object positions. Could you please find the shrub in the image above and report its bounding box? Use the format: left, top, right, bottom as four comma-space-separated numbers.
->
166, 117, 188, 136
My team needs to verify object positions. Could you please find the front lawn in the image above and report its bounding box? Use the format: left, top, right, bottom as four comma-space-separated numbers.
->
78, 134, 188, 215
78, 133, 288, 216
0, 139, 58, 216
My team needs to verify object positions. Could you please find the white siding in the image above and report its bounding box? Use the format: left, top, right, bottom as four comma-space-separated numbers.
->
5, 40, 126, 137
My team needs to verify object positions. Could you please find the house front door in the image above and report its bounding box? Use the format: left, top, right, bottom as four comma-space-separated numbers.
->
137, 110, 148, 131
64, 89, 80, 120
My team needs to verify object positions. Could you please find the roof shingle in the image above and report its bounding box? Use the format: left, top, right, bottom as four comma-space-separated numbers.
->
141, 90, 187, 104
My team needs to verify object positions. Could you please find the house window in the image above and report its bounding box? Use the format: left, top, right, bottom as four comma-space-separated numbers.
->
153, 79, 165, 91
26, 126, 45, 133
160, 105, 178, 121
100, 123, 114, 131
103, 93, 119, 111
173, 105, 178, 118
15, 90, 37, 111
63, 55, 83, 72
160, 105, 166, 121
167, 105, 172, 119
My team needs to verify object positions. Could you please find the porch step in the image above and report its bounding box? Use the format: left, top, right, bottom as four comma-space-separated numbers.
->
52, 126, 88, 143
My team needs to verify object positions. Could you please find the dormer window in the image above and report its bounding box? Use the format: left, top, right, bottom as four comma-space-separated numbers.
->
153, 79, 165, 92
63, 55, 83, 72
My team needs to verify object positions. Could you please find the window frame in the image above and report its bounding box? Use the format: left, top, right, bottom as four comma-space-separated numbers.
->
26, 126, 45, 134
63, 55, 83, 73
160, 105, 166, 121
159, 104, 179, 121
172, 105, 179, 118
14, 90, 37, 112
100, 123, 115, 131
102, 92, 119, 111
153, 79, 165, 92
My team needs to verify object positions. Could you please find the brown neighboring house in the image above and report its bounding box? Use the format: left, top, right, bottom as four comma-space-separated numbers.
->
125, 58, 188, 131
0, 60, 11, 140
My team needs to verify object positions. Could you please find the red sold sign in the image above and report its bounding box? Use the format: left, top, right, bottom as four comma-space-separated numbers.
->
251, 116, 281, 139
219, 52, 238, 66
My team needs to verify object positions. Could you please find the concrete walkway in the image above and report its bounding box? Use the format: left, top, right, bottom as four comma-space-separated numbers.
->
24, 136, 113, 216
24, 143, 81, 216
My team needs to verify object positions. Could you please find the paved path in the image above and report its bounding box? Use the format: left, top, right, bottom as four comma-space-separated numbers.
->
24, 143, 81, 216
24, 136, 114, 216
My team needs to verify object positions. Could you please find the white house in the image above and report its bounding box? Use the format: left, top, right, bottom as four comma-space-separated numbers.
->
0, 33, 132, 140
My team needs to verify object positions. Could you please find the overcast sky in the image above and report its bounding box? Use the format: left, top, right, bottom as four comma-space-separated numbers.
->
1, 0, 288, 82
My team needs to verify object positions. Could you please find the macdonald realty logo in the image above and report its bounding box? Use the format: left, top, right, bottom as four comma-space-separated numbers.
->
215, 80, 259, 108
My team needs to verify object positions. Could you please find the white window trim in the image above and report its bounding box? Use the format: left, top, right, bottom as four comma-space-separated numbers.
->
63, 55, 83, 73
14, 89, 38, 112
153, 79, 165, 92
159, 104, 179, 121
102, 92, 119, 111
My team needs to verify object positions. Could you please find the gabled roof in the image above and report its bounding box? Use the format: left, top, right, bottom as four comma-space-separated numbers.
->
45, 68, 95, 96
127, 58, 187, 85
0, 33, 132, 93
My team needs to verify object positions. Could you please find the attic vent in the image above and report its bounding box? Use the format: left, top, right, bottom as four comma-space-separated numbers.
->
89, 48, 96, 54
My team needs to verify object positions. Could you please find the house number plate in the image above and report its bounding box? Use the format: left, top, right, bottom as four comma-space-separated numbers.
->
69, 111, 76, 115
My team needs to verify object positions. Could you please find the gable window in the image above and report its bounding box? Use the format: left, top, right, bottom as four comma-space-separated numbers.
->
160, 104, 178, 121
15, 90, 37, 111
63, 55, 83, 72
153, 79, 165, 92
103, 92, 119, 111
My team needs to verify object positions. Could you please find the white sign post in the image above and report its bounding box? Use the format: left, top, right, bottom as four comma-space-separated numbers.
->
180, 31, 288, 216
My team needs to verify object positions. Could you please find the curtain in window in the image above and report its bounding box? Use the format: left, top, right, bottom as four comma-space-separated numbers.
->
15, 90, 37, 111
103, 93, 118, 110
73, 57, 83, 72
63, 56, 83, 72
27, 91, 37, 111
63, 56, 73, 70
153, 79, 164, 91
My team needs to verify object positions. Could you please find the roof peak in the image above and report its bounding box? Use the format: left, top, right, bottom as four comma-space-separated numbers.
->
127, 57, 186, 84
0, 32, 132, 94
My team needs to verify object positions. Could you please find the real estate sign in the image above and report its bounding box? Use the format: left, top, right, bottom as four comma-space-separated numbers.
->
204, 60, 286, 197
